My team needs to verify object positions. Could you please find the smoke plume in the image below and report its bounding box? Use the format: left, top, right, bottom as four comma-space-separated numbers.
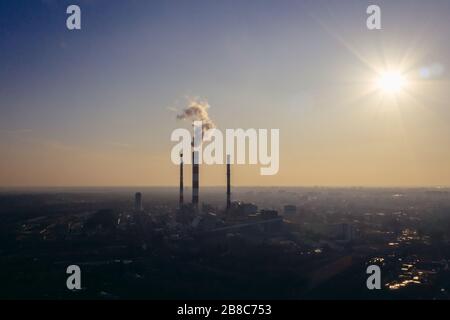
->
176, 98, 215, 133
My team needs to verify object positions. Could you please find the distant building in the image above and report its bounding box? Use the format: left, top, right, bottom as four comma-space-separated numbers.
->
85, 209, 118, 231
330, 223, 356, 243
229, 201, 258, 216
259, 209, 279, 220
135, 192, 143, 212
283, 205, 297, 216
176, 203, 197, 225
202, 203, 216, 214
192, 212, 222, 230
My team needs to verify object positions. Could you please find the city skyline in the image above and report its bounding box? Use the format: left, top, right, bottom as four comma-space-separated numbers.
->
1, 0, 450, 187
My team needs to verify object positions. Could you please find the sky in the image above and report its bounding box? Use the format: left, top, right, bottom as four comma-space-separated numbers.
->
1, 0, 450, 187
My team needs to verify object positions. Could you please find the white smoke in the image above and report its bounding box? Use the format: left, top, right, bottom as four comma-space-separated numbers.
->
176, 98, 215, 133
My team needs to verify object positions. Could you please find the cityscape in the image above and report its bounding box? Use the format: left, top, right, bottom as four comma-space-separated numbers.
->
1, 0, 450, 302
1, 169, 450, 299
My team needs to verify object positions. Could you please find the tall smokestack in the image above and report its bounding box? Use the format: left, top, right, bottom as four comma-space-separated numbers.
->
192, 150, 199, 207
176, 98, 215, 210
226, 154, 231, 210
179, 153, 184, 207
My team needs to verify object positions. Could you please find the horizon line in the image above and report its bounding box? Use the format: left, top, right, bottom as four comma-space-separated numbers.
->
1, 185, 450, 190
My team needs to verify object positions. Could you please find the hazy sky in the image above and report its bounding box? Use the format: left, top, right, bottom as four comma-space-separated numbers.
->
1, 0, 450, 187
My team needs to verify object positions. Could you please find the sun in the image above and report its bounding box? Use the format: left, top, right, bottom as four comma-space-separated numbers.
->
376, 71, 407, 94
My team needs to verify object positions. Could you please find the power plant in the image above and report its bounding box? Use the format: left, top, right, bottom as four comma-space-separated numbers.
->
178, 151, 232, 211
174, 102, 278, 228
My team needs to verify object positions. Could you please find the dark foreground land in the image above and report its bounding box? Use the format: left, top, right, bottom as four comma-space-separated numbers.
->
1, 187, 450, 299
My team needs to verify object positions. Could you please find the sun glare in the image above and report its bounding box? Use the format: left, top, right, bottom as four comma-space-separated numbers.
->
376, 71, 407, 94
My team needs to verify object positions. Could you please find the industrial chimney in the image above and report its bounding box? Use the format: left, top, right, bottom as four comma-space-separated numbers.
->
192, 150, 199, 207
226, 154, 231, 210
179, 153, 184, 207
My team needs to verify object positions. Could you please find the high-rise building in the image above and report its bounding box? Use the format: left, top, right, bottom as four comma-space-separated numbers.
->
135, 192, 143, 212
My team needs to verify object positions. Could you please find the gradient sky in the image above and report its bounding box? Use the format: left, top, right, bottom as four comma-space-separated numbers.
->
1, 0, 450, 187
